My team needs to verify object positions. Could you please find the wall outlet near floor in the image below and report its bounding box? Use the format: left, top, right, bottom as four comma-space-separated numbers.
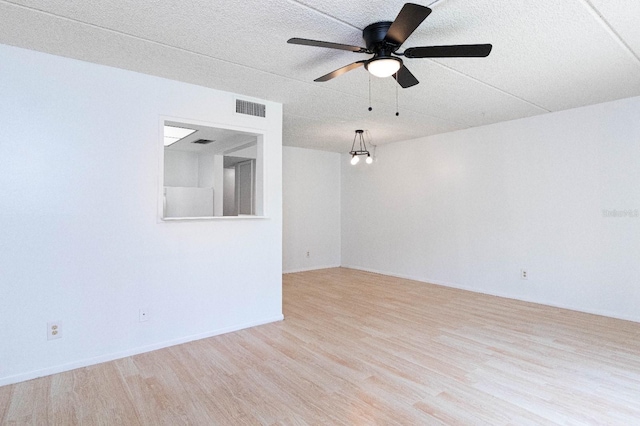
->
139, 308, 149, 322
47, 321, 62, 340
521, 269, 528, 280
306, 251, 310, 258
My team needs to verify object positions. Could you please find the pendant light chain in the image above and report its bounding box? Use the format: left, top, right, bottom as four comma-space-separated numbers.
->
395, 77, 399, 117
368, 74, 372, 112
366, 72, 401, 116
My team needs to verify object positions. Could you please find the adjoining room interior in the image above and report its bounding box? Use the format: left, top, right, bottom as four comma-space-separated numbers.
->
163, 121, 261, 218
1, 0, 640, 423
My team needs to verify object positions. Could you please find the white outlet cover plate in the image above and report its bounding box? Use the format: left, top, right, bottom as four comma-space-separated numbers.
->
47, 321, 63, 340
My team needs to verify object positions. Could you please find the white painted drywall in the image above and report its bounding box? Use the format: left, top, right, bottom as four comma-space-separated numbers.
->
232, 144, 258, 159
164, 187, 213, 218
342, 96, 640, 323
164, 151, 215, 217
223, 168, 237, 216
0, 44, 283, 386
164, 150, 200, 187
283, 146, 341, 273
197, 152, 215, 188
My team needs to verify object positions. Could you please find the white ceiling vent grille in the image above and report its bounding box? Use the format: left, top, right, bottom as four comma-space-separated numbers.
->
236, 99, 266, 118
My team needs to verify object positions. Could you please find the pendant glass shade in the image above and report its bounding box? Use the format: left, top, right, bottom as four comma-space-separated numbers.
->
366, 57, 402, 78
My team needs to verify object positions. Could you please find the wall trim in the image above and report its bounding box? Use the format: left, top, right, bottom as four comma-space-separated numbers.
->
0, 314, 284, 387
341, 265, 640, 325
283, 265, 341, 274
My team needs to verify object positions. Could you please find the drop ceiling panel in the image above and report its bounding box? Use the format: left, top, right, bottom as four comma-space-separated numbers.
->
587, 0, 640, 59
418, 0, 640, 111
292, 0, 437, 30
5, 0, 364, 78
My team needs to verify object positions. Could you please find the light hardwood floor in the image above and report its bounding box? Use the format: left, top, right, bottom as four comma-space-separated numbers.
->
2, 268, 640, 424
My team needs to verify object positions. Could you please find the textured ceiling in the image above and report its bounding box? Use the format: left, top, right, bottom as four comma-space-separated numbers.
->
1, 0, 639, 152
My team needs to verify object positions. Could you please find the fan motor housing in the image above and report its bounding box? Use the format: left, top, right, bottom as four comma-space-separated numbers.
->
363, 21, 395, 51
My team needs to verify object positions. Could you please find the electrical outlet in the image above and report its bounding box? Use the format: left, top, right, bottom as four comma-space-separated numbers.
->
47, 321, 62, 340
139, 308, 149, 322
306, 251, 310, 258
521, 269, 528, 280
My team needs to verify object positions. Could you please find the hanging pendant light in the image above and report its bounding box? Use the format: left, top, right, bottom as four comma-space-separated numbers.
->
349, 130, 372, 165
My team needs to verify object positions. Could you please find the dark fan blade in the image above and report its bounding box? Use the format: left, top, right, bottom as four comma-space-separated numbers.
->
287, 38, 366, 53
315, 61, 366, 82
384, 3, 432, 46
404, 44, 492, 58
393, 65, 419, 88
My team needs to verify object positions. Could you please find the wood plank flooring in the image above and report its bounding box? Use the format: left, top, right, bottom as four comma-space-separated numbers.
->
2, 267, 640, 424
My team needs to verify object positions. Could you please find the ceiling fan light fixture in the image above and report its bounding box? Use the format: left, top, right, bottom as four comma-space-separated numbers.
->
289, 3, 492, 88
365, 56, 402, 78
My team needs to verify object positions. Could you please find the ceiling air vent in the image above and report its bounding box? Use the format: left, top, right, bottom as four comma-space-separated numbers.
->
192, 139, 215, 145
236, 99, 266, 118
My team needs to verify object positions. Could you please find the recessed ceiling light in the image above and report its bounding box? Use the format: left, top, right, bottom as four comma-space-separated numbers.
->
164, 125, 196, 146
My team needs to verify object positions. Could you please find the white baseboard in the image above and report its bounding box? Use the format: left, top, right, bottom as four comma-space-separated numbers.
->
342, 265, 640, 324
283, 264, 340, 274
0, 314, 284, 387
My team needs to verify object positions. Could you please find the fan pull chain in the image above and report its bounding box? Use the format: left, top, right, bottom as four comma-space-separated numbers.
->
395, 76, 399, 116
368, 74, 372, 111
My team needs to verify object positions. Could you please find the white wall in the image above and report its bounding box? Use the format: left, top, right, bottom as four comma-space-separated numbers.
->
342, 96, 640, 322
223, 168, 237, 216
0, 44, 283, 386
197, 152, 215, 188
164, 186, 213, 218
283, 147, 341, 273
164, 150, 200, 187
164, 150, 216, 217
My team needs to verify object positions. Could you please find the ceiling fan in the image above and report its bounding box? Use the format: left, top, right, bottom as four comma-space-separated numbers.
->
287, 3, 492, 88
